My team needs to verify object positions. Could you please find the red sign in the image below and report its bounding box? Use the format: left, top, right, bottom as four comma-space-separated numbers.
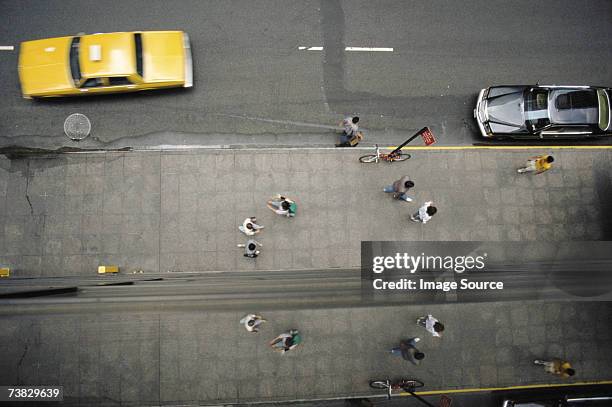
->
420, 127, 436, 146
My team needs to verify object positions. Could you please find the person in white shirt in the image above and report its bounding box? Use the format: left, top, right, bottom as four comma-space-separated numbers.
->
239, 217, 264, 236
338, 116, 359, 145
239, 314, 266, 333
416, 315, 444, 337
410, 201, 437, 224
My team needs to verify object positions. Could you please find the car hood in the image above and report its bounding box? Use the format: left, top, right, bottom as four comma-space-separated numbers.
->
141, 31, 185, 83
486, 91, 525, 129
18, 37, 74, 95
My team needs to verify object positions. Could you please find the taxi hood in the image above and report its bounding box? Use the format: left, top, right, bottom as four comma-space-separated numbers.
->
18, 37, 74, 96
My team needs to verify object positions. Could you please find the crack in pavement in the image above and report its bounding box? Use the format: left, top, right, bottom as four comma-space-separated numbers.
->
16, 343, 29, 382
25, 160, 34, 216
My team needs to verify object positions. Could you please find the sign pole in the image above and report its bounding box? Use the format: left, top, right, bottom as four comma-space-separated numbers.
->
389, 127, 431, 155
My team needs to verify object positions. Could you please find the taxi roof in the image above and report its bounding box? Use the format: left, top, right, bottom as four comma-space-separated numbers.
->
79, 32, 136, 78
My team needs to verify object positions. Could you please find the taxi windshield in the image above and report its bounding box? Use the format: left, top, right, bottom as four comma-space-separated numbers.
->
69, 37, 81, 83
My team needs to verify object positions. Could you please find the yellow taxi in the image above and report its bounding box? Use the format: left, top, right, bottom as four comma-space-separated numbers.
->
18, 31, 193, 98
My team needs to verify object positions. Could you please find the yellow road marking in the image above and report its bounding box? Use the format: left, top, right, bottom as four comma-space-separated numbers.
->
398, 379, 612, 397
387, 145, 612, 150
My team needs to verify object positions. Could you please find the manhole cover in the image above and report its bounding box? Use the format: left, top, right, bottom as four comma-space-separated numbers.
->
64, 113, 91, 141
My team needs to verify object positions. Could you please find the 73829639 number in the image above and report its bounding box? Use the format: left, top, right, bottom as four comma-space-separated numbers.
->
1, 386, 63, 401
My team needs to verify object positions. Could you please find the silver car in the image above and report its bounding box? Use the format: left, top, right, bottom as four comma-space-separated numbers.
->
474, 85, 612, 139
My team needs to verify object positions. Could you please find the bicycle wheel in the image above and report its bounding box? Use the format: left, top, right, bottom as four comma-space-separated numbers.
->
398, 379, 424, 389
359, 154, 378, 163
369, 380, 389, 390
391, 152, 411, 162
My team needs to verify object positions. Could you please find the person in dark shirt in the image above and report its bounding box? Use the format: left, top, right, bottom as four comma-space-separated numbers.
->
389, 337, 424, 365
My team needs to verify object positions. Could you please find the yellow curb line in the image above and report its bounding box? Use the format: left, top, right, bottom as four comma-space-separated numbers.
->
398, 379, 612, 397
387, 145, 612, 150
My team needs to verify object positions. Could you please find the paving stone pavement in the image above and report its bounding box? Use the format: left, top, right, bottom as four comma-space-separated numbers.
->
0, 301, 611, 406
0, 148, 611, 276
1, 148, 611, 405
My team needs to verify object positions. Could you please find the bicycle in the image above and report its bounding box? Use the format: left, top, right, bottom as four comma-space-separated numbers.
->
369, 378, 424, 399
359, 144, 411, 163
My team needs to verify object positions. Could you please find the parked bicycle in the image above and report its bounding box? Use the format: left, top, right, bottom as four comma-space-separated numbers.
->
369, 378, 424, 399
359, 127, 436, 164
359, 144, 411, 163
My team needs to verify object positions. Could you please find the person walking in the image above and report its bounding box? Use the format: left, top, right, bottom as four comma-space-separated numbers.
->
410, 201, 437, 224
389, 337, 424, 365
267, 194, 297, 217
238, 239, 262, 258
239, 314, 266, 333
383, 176, 414, 202
517, 155, 554, 174
269, 329, 302, 354
534, 358, 575, 378
416, 315, 444, 337
238, 217, 264, 236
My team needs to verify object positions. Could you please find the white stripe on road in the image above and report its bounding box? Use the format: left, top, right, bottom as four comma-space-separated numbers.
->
298, 46, 393, 52
345, 47, 393, 52
0, 46, 15, 51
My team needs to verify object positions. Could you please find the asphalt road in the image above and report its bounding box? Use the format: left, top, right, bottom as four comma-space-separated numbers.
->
0, 0, 611, 150
2, 259, 611, 315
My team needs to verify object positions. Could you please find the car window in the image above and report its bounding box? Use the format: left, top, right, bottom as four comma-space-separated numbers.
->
108, 77, 132, 86
597, 89, 610, 130
81, 78, 103, 88
525, 88, 551, 131
69, 37, 81, 83
555, 90, 597, 110
134, 33, 143, 77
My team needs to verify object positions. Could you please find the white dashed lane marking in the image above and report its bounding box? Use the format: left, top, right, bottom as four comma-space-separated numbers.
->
0, 46, 15, 51
345, 47, 393, 52
298, 46, 393, 52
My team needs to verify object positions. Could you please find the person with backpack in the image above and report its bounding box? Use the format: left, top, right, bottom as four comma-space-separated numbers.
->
267, 194, 297, 217
269, 329, 302, 354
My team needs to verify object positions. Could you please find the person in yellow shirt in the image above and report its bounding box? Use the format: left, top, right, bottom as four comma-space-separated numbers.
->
534, 358, 575, 378
518, 155, 554, 174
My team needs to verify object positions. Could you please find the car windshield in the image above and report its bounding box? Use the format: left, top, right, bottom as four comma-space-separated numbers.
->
524, 88, 551, 131
69, 37, 81, 83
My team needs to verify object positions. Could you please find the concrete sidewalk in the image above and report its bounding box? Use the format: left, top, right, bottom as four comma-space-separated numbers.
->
1, 148, 612, 406
0, 147, 611, 276
0, 301, 611, 406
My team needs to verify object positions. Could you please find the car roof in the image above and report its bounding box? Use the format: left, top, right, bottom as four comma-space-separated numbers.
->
79, 32, 136, 78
